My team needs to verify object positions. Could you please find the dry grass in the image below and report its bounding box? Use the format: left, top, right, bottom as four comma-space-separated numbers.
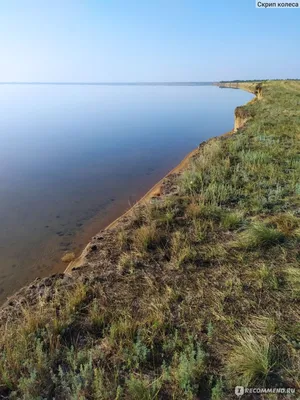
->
226, 330, 273, 386
132, 223, 160, 253
61, 252, 76, 263
1, 80, 300, 399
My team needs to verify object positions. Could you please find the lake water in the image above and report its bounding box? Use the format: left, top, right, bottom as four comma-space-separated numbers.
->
0, 84, 253, 303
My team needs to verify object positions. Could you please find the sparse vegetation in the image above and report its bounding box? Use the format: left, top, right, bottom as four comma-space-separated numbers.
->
0, 80, 300, 399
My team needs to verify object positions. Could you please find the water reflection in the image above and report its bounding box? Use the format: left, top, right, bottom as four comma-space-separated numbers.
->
0, 85, 253, 302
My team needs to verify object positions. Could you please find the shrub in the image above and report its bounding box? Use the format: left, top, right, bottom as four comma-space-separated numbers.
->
126, 374, 162, 400
211, 378, 224, 400
171, 341, 206, 393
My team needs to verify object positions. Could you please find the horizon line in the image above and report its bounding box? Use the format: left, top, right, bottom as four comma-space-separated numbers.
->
0, 81, 216, 86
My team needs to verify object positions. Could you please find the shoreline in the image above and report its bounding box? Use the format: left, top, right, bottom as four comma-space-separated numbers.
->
64, 146, 201, 272
65, 82, 257, 273
0, 83, 257, 306
3, 80, 300, 399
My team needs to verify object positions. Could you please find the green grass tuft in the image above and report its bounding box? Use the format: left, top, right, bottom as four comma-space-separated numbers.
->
239, 223, 286, 249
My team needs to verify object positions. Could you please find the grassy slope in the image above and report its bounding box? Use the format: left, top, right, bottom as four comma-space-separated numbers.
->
0, 81, 300, 400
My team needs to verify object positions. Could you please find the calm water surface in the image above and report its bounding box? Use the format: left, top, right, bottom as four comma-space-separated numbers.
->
0, 85, 253, 302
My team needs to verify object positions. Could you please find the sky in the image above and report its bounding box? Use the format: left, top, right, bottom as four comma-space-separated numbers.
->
0, 0, 299, 82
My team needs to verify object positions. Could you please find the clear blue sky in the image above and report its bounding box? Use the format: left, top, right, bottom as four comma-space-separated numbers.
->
1, 0, 299, 82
